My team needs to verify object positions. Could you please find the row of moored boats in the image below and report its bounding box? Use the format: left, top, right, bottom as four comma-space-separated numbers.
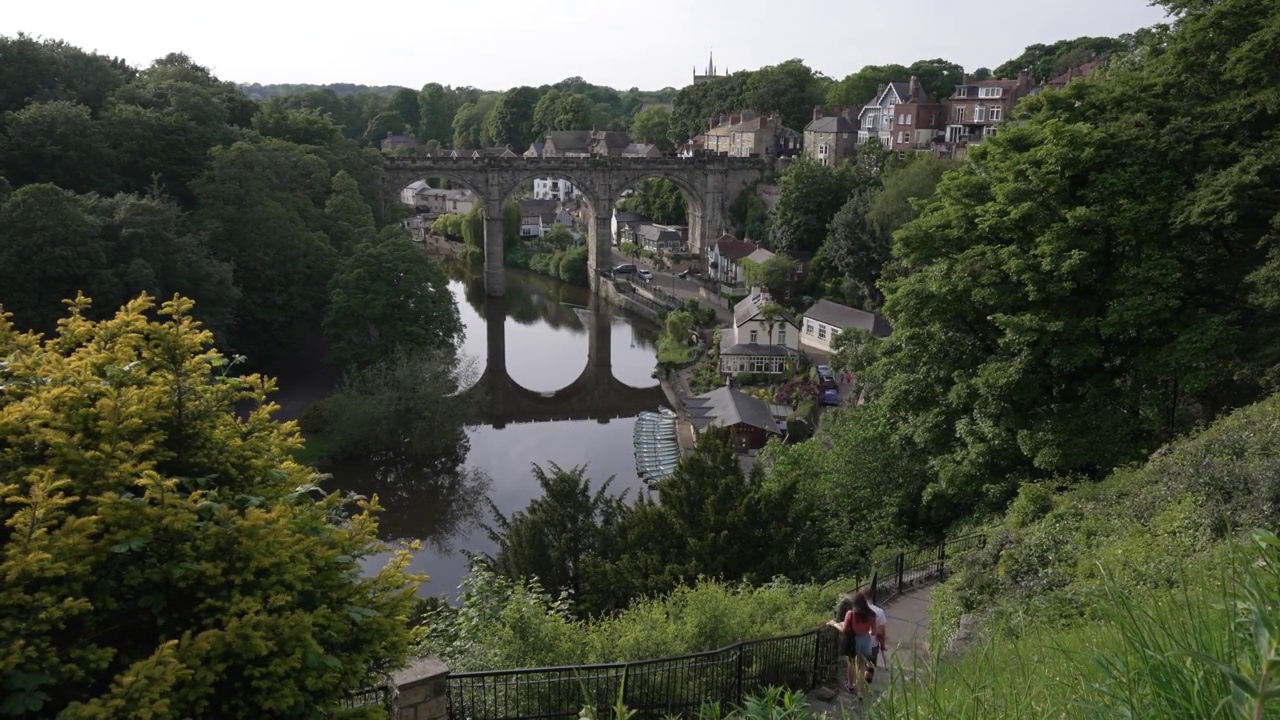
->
635, 407, 679, 484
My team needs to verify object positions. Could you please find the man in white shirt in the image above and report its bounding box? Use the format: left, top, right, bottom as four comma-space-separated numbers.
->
860, 592, 888, 683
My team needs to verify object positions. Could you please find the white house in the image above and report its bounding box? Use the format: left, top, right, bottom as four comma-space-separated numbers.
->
719, 290, 800, 376
518, 199, 567, 238
708, 233, 758, 286
612, 209, 645, 244
400, 180, 429, 207
800, 299, 893, 353
533, 177, 576, 202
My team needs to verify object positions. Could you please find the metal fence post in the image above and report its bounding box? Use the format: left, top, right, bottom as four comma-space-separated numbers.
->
896, 552, 905, 595
938, 541, 947, 579
735, 643, 745, 706
869, 570, 879, 605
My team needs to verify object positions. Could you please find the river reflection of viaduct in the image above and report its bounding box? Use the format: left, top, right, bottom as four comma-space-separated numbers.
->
460, 297, 668, 429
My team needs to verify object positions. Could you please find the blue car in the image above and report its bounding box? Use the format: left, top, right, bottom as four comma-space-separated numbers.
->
821, 389, 840, 406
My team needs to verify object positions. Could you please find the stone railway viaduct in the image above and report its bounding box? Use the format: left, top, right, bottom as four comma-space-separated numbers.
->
383, 155, 775, 297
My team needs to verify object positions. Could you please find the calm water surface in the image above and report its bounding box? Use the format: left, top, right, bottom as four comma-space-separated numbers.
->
276, 266, 666, 598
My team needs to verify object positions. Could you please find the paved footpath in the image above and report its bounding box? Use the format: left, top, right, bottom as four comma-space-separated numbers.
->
805, 587, 934, 718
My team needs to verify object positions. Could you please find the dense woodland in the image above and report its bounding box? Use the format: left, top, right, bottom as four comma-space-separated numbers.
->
4, 2, 1280, 715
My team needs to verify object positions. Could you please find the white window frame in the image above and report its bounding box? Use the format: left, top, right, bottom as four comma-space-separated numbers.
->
805, 321, 815, 335
778, 329, 786, 346
954, 106, 966, 123
990, 106, 1003, 122
978, 87, 1004, 99
817, 325, 827, 340
956, 86, 968, 98
983, 127, 999, 137
749, 330, 758, 343
974, 105, 986, 122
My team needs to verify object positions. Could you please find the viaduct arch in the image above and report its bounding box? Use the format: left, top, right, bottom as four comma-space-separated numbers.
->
383, 155, 775, 296
458, 296, 668, 428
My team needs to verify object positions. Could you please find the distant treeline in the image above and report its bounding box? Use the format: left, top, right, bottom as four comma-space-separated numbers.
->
239, 82, 408, 99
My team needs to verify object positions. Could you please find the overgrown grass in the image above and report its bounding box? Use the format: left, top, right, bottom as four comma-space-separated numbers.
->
658, 336, 697, 365
419, 566, 849, 672
872, 531, 1280, 719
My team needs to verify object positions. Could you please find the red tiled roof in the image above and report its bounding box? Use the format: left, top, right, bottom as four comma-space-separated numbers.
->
716, 234, 758, 259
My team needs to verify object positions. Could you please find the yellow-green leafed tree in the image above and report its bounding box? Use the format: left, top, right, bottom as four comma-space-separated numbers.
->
0, 294, 421, 719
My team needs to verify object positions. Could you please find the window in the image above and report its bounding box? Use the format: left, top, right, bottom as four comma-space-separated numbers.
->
956, 86, 968, 98
753, 357, 767, 372
749, 330, 758, 343
983, 127, 999, 137
817, 325, 827, 340
806, 321, 815, 335
990, 106, 1002, 122
974, 105, 986, 122
954, 107, 966, 123
897, 151, 907, 160
778, 329, 787, 346
978, 87, 1003, 99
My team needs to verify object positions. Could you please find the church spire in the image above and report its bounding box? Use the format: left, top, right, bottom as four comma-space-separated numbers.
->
707, 50, 715, 77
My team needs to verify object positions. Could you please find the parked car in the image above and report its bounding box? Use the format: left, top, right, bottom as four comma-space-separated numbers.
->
613, 263, 637, 274
820, 389, 840, 406
816, 364, 832, 376
637, 269, 653, 282
818, 373, 837, 389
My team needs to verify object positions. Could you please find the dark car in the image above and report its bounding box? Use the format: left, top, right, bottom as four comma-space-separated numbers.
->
613, 263, 637, 274
820, 389, 840, 406
818, 373, 837, 390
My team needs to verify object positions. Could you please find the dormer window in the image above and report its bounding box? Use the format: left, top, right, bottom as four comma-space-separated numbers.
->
956, 86, 969, 98
978, 87, 1003, 99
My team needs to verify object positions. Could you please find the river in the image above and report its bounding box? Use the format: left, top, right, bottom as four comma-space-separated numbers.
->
273, 265, 667, 599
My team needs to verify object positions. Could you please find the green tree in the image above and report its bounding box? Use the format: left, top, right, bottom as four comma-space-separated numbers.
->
0, 33, 134, 115
503, 200, 521, 245
744, 59, 827, 134
387, 87, 421, 136
728, 189, 769, 242
543, 224, 575, 249
971, 67, 993, 81
616, 178, 687, 225
0, 295, 418, 718
532, 90, 593, 134
771, 158, 865, 255
323, 235, 461, 369
362, 110, 410, 148
557, 246, 588, 285
0, 184, 108, 333
452, 102, 482, 149
252, 104, 343, 148
0, 99, 117, 193
485, 86, 540, 149
193, 139, 338, 359
629, 105, 674, 151
825, 64, 910, 108
743, 257, 796, 301
324, 170, 377, 254
418, 83, 455, 146
486, 464, 624, 602
993, 36, 1128, 81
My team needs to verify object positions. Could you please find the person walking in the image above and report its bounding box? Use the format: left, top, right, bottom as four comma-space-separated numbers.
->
833, 593, 878, 699
859, 591, 888, 684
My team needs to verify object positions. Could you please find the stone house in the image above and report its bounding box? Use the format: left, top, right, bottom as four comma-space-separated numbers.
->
533, 177, 575, 202
719, 289, 800, 376
518, 199, 562, 238
1042, 58, 1103, 92
803, 107, 859, 165
943, 71, 1035, 147
524, 142, 545, 158
682, 387, 782, 454
543, 130, 633, 158
449, 147, 518, 159
621, 142, 663, 158
628, 223, 687, 253
708, 233, 758, 285
612, 210, 645, 243
699, 111, 801, 158
381, 132, 419, 155
800, 299, 892, 354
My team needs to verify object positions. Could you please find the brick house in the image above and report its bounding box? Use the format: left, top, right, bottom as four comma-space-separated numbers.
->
803, 106, 859, 165
708, 233, 758, 285
1042, 58, 1103, 92
682, 387, 782, 454
943, 71, 1035, 147
858, 76, 948, 155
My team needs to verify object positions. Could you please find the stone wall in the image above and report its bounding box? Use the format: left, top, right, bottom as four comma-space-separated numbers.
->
393, 657, 449, 720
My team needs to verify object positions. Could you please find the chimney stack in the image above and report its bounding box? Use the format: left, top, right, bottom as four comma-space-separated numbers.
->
909, 74, 922, 100
812, 105, 824, 121
1017, 70, 1031, 87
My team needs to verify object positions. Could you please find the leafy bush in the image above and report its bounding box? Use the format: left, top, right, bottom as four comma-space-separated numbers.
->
929, 390, 1280, 644
877, 531, 1280, 720
418, 563, 849, 672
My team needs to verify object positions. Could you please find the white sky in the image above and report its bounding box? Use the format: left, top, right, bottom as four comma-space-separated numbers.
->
4, 0, 1170, 90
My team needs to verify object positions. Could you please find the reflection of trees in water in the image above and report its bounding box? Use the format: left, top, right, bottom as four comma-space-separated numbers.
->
319, 350, 491, 551
455, 265, 590, 331
333, 442, 491, 552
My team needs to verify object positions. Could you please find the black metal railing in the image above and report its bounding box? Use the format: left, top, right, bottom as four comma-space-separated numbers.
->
447, 626, 839, 720
442, 533, 985, 720
859, 533, 985, 607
